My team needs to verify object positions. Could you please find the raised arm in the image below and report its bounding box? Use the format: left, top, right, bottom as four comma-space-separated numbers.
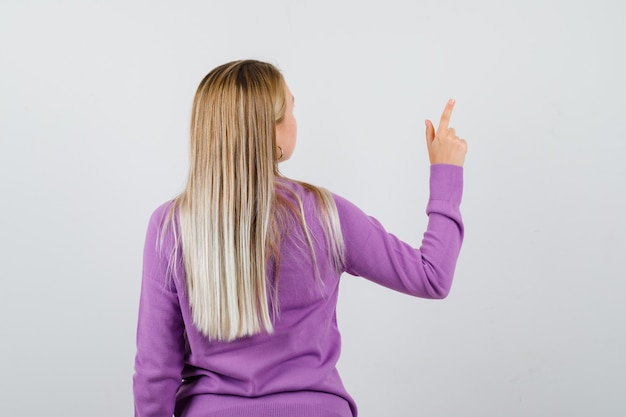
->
339, 100, 467, 298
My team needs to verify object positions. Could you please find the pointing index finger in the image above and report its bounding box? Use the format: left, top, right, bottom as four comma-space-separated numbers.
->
437, 98, 456, 134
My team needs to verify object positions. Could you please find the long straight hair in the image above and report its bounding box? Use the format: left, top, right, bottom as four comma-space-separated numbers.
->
163, 60, 344, 341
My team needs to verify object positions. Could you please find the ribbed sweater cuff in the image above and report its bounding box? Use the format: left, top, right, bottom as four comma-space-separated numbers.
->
429, 164, 463, 204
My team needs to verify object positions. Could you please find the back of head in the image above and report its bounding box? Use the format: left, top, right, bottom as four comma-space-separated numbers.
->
188, 59, 287, 181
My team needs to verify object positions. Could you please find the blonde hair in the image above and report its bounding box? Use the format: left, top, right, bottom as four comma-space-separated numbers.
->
164, 60, 344, 341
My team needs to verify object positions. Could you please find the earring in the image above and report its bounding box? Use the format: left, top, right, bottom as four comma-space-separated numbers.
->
277, 146, 284, 160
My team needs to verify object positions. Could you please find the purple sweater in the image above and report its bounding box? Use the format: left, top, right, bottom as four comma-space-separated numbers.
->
133, 164, 464, 417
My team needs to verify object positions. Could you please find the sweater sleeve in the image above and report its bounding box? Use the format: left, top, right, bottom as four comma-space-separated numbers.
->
133, 206, 185, 417
337, 164, 464, 299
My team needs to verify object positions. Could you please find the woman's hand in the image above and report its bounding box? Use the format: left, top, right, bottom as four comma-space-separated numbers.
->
425, 99, 467, 167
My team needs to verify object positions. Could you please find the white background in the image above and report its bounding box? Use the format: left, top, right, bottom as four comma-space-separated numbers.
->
1, 0, 625, 416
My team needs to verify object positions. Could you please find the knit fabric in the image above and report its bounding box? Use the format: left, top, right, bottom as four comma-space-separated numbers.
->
134, 164, 464, 417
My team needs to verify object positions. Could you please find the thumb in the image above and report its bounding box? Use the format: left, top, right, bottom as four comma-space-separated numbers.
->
425, 119, 435, 144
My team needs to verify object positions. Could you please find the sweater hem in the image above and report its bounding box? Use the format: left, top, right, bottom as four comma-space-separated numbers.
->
176, 391, 353, 417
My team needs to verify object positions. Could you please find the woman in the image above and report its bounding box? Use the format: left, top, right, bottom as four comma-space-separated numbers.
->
133, 59, 467, 417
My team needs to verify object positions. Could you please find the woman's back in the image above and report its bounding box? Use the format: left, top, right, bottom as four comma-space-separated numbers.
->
135, 167, 463, 417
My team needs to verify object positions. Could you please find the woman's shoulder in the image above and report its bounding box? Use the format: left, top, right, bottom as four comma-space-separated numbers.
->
277, 177, 368, 222
146, 199, 178, 231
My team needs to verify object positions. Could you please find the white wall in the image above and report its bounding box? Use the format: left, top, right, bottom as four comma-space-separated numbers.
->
1, 0, 624, 416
